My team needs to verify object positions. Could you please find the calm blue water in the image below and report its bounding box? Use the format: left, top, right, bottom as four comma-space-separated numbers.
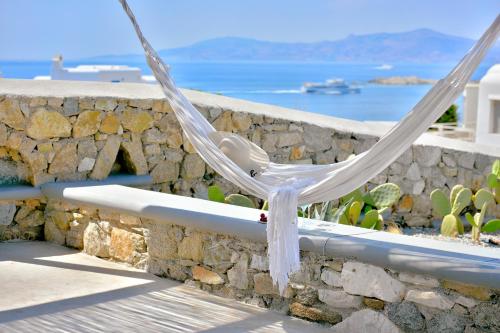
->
0, 60, 492, 121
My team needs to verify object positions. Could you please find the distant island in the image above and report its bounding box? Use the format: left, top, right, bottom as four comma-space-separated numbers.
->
369, 76, 437, 85
90, 28, 500, 64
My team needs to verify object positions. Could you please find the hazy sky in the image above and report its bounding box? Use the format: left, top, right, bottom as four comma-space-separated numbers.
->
0, 0, 498, 60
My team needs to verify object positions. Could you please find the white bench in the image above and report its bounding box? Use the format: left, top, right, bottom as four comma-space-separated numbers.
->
36, 181, 500, 289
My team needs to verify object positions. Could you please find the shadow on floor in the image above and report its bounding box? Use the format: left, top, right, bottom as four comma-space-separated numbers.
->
0, 241, 330, 333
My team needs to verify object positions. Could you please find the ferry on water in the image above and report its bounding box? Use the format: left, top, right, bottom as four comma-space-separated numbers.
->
33, 55, 156, 83
301, 78, 360, 94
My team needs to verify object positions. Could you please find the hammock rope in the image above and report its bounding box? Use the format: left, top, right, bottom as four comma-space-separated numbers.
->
118, 0, 500, 295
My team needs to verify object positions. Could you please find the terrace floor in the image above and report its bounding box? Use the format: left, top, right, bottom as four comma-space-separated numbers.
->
0, 241, 330, 333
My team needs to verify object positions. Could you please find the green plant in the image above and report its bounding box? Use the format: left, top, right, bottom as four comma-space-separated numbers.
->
436, 104, 458, 123
430, 184, 471, 237
332, 183, 401, 230
486, 160, 500, 204
207, 185, 256, 208
225, 194, 255, 208
363, 183, 401, 211
465, 188, 499, 242
298, 201, 336, 221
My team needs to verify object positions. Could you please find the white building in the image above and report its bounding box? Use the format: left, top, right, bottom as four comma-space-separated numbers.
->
34, 55, 156, 84
463, 64, 500, 146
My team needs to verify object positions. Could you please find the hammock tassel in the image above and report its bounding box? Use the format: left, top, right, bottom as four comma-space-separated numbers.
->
267, 185, 301, 296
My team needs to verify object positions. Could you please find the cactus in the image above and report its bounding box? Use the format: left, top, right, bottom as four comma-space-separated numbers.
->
441, 214, 461, 237
450, 184, 464, 209
482, 219, 500, 233
225, 194, 256, 208
472, 188, 495, 210
430, 185, 471, 238
332, 197, 384, 231
208, 185, 256, 209
487, 159, 500, 203
359, 209, 382, 229
451, 187, 472, 216
207, 185, 225, 203
367, 183, 401, 208
466, 190, 499, 242
430, 189, 451, 217
348, 201, 362, 225
336, 183, 400, 230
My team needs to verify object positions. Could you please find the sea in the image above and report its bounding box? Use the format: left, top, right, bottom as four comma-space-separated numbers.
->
0, 60, 493, 122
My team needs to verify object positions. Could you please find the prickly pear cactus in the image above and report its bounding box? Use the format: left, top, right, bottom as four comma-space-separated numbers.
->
492, 160, 500, 177
348, 201, 362, 225
450, 184, 464, 208
207, 185, 225, 203
441, 214, 460, 237
225, 194, 256, 208
465, 212, 480, 242
473, 189, 495, 210
487, 160, 500, 203
341, 188, 364, 205
451, 188, 472, 216
482, 219, 500, 233
369, 183, 401, 208
431, 185, 469, 238
430, 189, 451, 217
360, 209, 381, 230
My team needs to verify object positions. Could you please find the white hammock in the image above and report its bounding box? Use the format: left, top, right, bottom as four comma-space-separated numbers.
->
119, 0, 500, 295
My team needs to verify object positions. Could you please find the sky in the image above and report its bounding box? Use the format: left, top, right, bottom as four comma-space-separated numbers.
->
0, 0, 498, 60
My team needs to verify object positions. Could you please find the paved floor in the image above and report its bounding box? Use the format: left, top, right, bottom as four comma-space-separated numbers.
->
0, 241, 330, 333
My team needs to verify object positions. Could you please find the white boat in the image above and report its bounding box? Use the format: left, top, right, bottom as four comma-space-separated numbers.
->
374, 64, 393, 70
301, 78, 360, 94
33, 55, 156, 83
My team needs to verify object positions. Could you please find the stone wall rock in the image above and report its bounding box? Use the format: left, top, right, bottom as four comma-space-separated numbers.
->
1, 87, 499, 330
90, 135, 121, 180
0, 98, 25, 130
341, 262, 406, 302
83, 221, 111, 258
318, 289, 363, 308
73, 110, 101, 138
289, 302, 342, 324
26, 110, 71, 139
332, 309, 401, 333
109, 228, 146, 264
0, 204, 16, 226
192, 266, 224, 284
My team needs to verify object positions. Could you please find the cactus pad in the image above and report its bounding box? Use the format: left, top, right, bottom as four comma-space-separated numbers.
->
430, 189, 451, 217
225, 194, 256, 208
451, 188, 472, 215
441, 214, 459, 237
473, 189, 495, 210
369, 183, 401, 208
492, 160, 500, 177
349, 201, 362, 225
482, 219, 500, 233
207, 185, 225, 203
341, 188, 364, 205
487, 173, 498, 188
360, 210, 380, 229
450, 184, 464, 206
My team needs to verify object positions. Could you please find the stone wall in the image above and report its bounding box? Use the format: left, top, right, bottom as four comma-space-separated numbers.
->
1, 79, 499, 239
1, 80, 499, 331
30, 202, 500, 332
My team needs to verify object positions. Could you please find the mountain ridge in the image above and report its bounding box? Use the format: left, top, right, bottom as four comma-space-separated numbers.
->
89, 28, 500, 63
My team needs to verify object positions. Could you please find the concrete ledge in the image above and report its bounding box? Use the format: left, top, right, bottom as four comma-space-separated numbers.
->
39, 184, 500, 289
0, 174, 152, 200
